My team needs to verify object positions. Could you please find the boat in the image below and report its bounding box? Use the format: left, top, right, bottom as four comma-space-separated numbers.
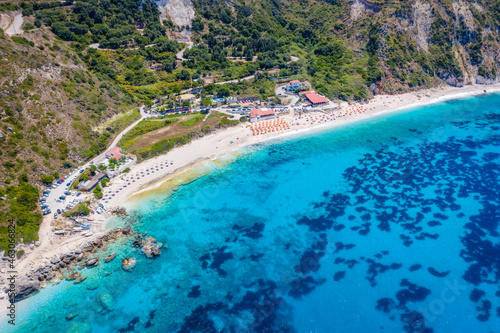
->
69, 217, 76, 221
83, 232, 93, 237
54, 230, 64, 235
55, 227, 63, 230
87, 217, 95, 221
75, 219, 83, 222
81, 224, 90, 229
73, 227, 82, 232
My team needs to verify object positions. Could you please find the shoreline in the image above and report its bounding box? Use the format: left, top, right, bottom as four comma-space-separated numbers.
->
115, 82, 500, 206
2, 82, 500, 312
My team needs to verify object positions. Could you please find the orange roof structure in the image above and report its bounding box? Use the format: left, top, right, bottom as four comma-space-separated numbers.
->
289, 80, 300, 84
305, 92, 329, 104
298, 90, 315, 95
250, 109, 276, 118
105, 147, 121, 156
110, 153, 125, 160
268, 68, 281, 74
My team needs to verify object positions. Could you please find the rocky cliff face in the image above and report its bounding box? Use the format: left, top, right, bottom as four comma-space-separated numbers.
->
346, 0, 499, 88
155, 0, 195, 39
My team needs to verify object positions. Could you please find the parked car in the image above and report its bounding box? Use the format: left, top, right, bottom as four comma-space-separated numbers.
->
57, 209, 61, 214
54, 213, 58, 219
64, 191, 71, 195
79, 169, 84, 173
76, 192, 81, 197
59, 195, 66, 200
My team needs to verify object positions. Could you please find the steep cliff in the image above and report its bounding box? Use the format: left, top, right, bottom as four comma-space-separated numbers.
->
155, 0, 195, 39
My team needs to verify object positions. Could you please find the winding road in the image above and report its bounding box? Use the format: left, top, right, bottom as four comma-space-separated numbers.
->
176, 41, 193, 61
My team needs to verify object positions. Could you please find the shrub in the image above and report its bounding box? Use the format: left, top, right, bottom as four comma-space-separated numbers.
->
40, 174, 54, 184
23, 23, 36, 31
11, 36, 34, 47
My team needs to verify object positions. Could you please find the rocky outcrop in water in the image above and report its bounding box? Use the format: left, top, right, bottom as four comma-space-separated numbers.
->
122, 258, 136, 271
134, 236, 164, 258
5, 227, 133, 302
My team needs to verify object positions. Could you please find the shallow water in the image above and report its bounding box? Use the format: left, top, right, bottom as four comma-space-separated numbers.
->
5, 93, 500, 333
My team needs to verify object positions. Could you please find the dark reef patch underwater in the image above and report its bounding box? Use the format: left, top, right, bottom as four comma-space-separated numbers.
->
6, 94, 500, 332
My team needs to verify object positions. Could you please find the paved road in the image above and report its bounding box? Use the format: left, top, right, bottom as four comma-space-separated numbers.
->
275, 85, 300, 106
43, 107, 148, 215
88, 43, 156, 51
5, 14, 23, 35
176, 42, 193, 61
215, 75, 255, 85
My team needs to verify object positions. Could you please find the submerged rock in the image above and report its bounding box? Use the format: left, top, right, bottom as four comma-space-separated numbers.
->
122, 257, 136, 271
74, 276, 87, 284
105, 254, 116, 263
99, 293, 115, 311
65, 312, 78, 321
66, 272, 81, 281
86, 279, 100, 290
66, 322, 92, 333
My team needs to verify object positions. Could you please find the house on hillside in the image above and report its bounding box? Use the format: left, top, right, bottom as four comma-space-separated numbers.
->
151, 63, 162, 70
268, 68, 281, 76
177, 94, 196, 104
286, 80, 303, 92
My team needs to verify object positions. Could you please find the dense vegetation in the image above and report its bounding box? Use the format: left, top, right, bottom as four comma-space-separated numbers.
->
0, 175, 41, 252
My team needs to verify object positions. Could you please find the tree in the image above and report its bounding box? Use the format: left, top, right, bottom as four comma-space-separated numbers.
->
90, 165, 97, 176
40, 174, 54, 184
93, 185, 103, 199
18, 173, 29, 183
176, 69, 191, 81
79, 173, 89, 182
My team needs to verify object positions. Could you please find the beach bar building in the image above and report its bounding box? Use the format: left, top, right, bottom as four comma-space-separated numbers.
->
304, 92, 329, 105
81, 171, 108, 192
105, 147, 121, 159
250, 109, 276, 123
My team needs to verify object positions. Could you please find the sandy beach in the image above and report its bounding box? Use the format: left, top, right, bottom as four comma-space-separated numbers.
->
2, 82, 500, 312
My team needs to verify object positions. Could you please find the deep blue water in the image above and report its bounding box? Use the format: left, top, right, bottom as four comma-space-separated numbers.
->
5, 93, 500, 333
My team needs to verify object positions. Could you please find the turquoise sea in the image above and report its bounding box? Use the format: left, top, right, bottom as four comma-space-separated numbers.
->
5, 93, 500, 333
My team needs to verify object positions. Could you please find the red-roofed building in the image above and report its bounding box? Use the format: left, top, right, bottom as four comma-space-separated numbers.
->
298, 90, 315, 96
249, 109, 276, 123
110, 153, 125, 161
127, 153, 137, 160
151, 63, 162, 70
105, 147, 121, 158
268, 68, 281, 76
286, 80, 303, 91
304, 92, 329, 105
